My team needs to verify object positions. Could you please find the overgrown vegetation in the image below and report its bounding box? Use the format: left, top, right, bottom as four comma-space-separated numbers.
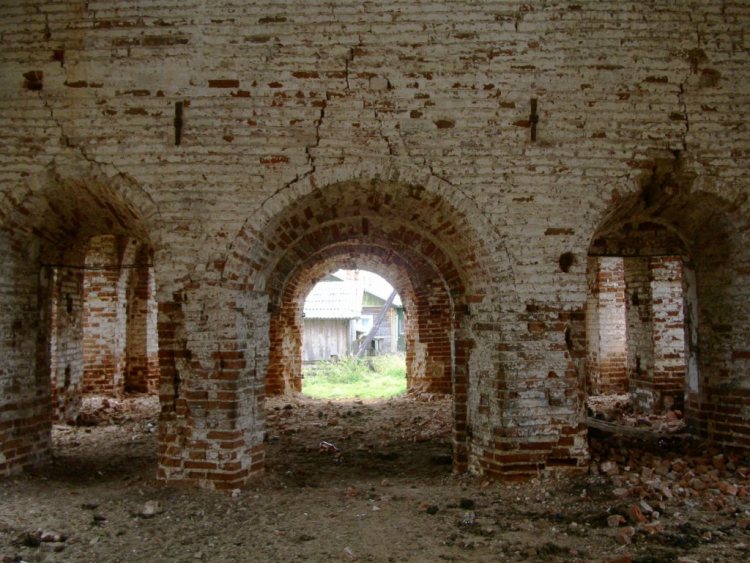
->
302, 354, 407, 399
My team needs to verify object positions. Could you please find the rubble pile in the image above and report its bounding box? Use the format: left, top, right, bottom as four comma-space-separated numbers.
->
590, 435, 750, 551
588, 393, 687, 435
265, 393, 452, 450
74, 395, 159, 427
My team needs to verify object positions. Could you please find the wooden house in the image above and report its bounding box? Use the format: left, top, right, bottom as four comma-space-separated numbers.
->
302, 276, 404, 362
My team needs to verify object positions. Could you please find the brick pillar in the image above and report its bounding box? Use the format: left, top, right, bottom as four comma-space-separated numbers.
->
452, 332, 473, 473
586, 257, 628, 395
49, 265, 85, 422
125, 245, 158, 393
410, 280, 453, 394
157, 286, 268, 489
624, 257, 655, 411
0, 237, 51, 476
82, 235, 124, 395
266, 307, 302, 396
650, 256, 687, 411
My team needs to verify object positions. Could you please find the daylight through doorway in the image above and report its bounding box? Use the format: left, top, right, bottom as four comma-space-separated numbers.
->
301, 269, 407, 400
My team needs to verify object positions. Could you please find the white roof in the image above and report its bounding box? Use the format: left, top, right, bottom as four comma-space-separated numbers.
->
303, 281, 362, 319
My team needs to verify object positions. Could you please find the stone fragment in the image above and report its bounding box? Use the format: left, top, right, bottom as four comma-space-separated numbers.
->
19, 531, 41, 548
615, 526, 635, 545
689, 477, 707, 491
712, 454, 726, 470
601, 461, 619, 475
460, 511, 477, 527
642, 522, 664, 534
719, 481, 738, 496
627, 504, 647, 524
92, 514, 107, 525
342, 547, 358, 561
607, 514, 626, 528
40, 531, 66, 543
140, 500, 162, 518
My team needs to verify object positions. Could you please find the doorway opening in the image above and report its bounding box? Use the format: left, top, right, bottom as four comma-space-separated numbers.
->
301, 269, 407, 400
0, 168, 161, 481
586, 222, 693, 436
46, 234, 160, 481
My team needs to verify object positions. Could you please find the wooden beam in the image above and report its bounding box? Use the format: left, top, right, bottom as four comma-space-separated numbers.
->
356, 290, 397, 358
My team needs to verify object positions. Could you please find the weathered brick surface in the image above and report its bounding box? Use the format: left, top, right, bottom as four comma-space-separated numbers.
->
49, 261, 85, 423
82, 235, 126, 396
586, 257, 628, 395
586, 254, 688, 413
0, 1, 749, 486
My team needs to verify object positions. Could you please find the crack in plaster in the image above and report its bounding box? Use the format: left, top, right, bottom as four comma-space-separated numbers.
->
374, 109, 395, 156
258, 100, 326, 218
37, 91, 96, 169
344, 38, 362, 93
345, 48, 353, 92
678, 83, 690, 152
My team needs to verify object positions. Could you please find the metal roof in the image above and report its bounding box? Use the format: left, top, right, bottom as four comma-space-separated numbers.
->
303, 281, 363, 319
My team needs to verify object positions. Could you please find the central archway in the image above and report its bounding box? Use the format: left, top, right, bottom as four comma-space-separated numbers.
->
222, 171, 499, 475
268, 241, 453, 398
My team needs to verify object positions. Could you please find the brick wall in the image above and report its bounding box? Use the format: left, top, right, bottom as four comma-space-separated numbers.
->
586, 253, 688, 413
624, 257, 655, 411
0, 1, 749, 486
125, 245, 159, 393
586, 257, 628, 395
0, 235, 51, 473
80, 235, 158, 396
82, 235, 125, 395
651, 256, 687, 411
49, 263, 85, 423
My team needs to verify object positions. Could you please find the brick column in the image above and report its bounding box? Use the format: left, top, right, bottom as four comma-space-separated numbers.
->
0, 238, 51, 475
157, 286, 268, 489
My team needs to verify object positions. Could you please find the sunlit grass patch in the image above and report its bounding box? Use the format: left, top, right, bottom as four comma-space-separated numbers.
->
302, 354, 406, 399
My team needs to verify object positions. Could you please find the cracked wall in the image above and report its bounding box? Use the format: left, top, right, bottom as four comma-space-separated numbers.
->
0, 1, 749, 486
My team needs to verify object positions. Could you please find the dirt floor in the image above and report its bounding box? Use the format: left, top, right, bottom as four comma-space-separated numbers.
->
2, 394, 750, 562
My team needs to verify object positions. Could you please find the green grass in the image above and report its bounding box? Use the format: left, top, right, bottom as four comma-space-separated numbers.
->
302, 354, 407, 400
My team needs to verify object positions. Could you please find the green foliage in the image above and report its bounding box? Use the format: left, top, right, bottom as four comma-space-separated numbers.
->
302, 354, 407, 399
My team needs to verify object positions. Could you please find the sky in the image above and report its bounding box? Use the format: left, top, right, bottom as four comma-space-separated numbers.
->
330, 269, 402, 307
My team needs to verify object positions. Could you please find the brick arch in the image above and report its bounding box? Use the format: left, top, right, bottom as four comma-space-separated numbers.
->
266, 241, 454, 398
222, 171, 507, 474
584, 175, 750, 446
222, 166, 508, 299
1, 161, 158, 256
0, 160, 160, 477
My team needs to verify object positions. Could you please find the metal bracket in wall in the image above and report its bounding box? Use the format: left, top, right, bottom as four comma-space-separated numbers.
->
530, 98, 538, 142
174, 101, 184, 146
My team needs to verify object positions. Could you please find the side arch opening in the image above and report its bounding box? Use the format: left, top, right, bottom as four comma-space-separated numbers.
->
585, 161, 750, 449
0, 168, 160, 479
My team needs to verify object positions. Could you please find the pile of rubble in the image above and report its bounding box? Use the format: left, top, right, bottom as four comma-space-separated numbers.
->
590, 436, 750, 547
73, 394, 159, 427
588, 393, 687, 435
